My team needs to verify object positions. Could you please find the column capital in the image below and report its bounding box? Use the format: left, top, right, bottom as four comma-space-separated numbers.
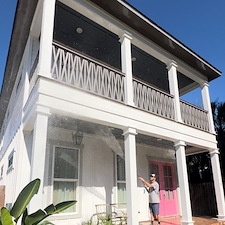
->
166, 60, 178, 70
36, 104, 51, 116
174, 140, 186, 148
209, 148, 220, 156
200, 81, 209, 89
123, 127, 137, 136
119, 30, 133, 43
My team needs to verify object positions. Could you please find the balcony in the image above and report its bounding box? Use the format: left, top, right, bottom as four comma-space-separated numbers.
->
50, 42, 209, 132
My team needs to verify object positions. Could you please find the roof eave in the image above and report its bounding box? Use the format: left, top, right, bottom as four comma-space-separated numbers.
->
88, 0, 221, 80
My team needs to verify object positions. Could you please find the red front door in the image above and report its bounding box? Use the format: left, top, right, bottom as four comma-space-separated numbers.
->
149, 161, 178, 217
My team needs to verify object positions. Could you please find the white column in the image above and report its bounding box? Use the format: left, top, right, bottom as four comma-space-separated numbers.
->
119, 31, 134, 106
167, 60, 182, 122
38, 0, 56, 77
29, 105, 50, 213
123, 127, 138, 225
174, 140, 194, 225
209, 149, 225, 221
201, 82, 215, 133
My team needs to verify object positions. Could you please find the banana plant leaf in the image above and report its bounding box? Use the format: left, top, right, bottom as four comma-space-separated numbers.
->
1, 208, 14, 225
10, 179, 40, 221
43, 205, 55, 215
37, 221, 54, 225
54, 201, 77, 214
21, 208, 28, 225
24, 209, 46, 225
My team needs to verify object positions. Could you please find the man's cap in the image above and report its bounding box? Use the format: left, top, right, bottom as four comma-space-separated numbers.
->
150, 173, 156, 177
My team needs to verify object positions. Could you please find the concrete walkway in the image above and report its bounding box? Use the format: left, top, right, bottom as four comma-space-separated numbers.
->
140, 216, 225, 225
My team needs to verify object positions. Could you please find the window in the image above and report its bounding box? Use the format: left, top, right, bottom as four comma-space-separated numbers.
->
0, 165, 3, 178
7, 151, 14, 172
116, 155, 126, 204
53, 146, 79, 213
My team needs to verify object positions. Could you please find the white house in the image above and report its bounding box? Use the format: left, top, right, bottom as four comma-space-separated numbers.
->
0, 0, 224, 225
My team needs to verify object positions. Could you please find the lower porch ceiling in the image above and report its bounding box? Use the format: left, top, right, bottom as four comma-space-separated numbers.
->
49, 115, 204, 156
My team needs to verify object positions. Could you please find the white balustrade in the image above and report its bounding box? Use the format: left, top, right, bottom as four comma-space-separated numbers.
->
51, 42, 210, 132
133, 78, 175, 120
180, 100, 209, 131
51, 42, 125, 103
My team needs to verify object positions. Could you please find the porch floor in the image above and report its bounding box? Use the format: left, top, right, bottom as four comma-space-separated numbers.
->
140, 216, 225, 225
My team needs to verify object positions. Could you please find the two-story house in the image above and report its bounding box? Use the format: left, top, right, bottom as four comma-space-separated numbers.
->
0, 0, 225, 225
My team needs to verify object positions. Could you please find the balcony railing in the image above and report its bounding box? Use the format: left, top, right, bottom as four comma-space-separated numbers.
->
180, 100, 209, 131
51, 42, 210, 132
51, 42, 125, 103
133, 78, 175, 120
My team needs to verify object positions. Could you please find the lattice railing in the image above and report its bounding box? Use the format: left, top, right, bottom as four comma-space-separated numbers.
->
180, 100, 209, 131
133, 78, 175, 120
51, 42, 125, 102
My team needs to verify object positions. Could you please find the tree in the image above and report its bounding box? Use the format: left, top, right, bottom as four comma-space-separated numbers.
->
211, 101, 225, 177
187, 101, 225, 183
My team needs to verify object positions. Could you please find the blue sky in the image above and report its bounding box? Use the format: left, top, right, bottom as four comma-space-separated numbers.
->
0, 0, 225, 105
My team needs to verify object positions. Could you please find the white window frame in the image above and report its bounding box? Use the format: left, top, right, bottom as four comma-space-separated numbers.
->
0, 165, 3, 179
7, 150, 15, 173
51, 145, 80, 215
115, 154, 126, 207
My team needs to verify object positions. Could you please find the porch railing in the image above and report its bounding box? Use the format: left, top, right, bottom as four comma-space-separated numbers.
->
51, 42, 125, 103
180, 100, 209, 131
51, 42, 210, 132
133, 78, 175, 120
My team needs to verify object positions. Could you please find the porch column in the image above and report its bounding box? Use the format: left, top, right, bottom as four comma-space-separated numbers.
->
201, 82, 215, 133
123, 127, 138, 225
174, 140, 194, 225
167, 60, 182, 122
38, 0, 56, 77
119, 31, 134, 106
29, 105, 50, 212
209, 149, 225, 221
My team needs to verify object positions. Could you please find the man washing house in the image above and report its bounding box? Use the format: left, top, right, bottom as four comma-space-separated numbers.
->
139, 174, 160, 225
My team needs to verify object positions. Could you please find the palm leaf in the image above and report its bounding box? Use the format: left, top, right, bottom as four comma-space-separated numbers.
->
10, 179, 40, 220
21, 208, 28, 225
37, 221, 54, 225
44, 205, 55, 215
24, 209, 46, 225
54, 201, 77, 214
1, 208, 14, 225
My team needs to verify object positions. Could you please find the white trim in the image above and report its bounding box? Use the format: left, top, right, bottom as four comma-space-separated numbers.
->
50, 145, 80, 218
7, 149, 15, 173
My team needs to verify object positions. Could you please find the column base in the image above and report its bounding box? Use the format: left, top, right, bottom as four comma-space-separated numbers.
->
217, 215, 225, 221
181, 220, 195, 225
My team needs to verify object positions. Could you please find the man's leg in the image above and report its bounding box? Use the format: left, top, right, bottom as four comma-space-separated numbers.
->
155, 214, 160, 224
149, 203, 154, 225
152, 204, 160, 224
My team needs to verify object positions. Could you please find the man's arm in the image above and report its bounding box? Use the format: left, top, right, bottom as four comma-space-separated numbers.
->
139, 177, 154, 188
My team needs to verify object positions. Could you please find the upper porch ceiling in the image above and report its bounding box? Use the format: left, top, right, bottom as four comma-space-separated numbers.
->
88, 0, 221, 81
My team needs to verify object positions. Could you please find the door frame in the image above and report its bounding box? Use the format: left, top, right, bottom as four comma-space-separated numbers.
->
149, 160, 178, 217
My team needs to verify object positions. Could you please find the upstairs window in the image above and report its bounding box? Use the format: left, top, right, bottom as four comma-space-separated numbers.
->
53, 146, 79, 213
54, 2, 121, 70
0, 165, 3, 178
7, 150, 14, 172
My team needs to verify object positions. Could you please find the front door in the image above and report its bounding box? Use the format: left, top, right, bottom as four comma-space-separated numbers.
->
149, 161, 178, 217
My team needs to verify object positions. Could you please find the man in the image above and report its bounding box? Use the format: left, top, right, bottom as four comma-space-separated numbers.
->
139, 174, 160, 225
